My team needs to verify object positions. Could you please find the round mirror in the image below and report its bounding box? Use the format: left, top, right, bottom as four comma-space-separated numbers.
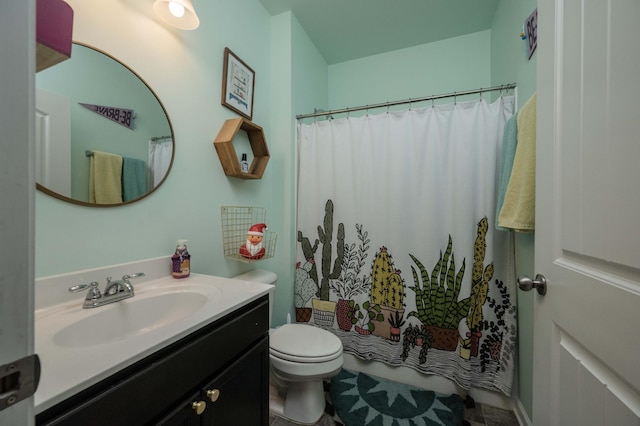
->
35, 42, 174, 206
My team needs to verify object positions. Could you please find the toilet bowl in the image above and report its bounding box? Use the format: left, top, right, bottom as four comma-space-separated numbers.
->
233, 270, 344, 425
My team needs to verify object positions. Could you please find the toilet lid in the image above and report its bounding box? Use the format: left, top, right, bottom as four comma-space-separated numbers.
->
270, 324, 343, 363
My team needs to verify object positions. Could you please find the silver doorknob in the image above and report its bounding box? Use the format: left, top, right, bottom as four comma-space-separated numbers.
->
517, 274, 547, 295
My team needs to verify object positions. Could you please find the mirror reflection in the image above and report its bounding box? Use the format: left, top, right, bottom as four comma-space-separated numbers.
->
35, 42, 174, 206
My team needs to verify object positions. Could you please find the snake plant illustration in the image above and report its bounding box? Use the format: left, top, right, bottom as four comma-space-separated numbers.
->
407, 235, 470, 351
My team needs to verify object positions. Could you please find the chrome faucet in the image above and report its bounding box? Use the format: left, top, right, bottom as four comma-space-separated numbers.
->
69, 272, 145, 309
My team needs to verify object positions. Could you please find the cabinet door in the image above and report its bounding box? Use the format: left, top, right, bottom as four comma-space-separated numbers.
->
203, 335, 269, 426
155, 391, 203, 426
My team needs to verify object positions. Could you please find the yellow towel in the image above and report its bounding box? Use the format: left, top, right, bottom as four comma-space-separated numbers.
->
89, 151, 123, 204
498, 93, 536, 231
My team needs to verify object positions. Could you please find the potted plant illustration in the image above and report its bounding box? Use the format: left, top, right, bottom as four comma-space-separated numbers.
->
369, 246, 406, 339
401, 323, 432, 363
479, 278, 516, 373
348, 300, 383, 335
388, 310, 406, 342
459, 336, 473, 360
294, 259, 316, 322
407, 234, 471, 351
297, 199, 345, 327
331, 223, 371, 331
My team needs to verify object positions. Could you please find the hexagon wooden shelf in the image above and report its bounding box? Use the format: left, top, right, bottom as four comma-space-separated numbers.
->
213, 118, 270, 179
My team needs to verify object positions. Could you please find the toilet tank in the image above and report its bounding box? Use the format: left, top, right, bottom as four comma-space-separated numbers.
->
232, 269, 277, 325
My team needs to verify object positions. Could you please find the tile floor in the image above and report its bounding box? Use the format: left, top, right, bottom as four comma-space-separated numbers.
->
462, 402, 519, 426
268, 399, 520, 426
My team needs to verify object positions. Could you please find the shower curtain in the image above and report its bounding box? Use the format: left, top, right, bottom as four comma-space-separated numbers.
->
148, 137, 172, 189
295, 96, 517, 395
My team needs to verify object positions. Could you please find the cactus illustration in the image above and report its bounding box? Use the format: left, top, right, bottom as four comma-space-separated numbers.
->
385, 271, 405, 309
297, 231, 319, 288
407, 235, 470, 330
297, 199, 345, 301
295, 259, 317, 308
370, 247, 405, 309
316, 200, 345, 300
466, 217, 493, 333
471, 218, 489, 286
368, 246, 406, 340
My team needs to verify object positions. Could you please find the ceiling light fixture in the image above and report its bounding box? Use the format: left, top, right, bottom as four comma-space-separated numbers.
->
153, 0, 200, 30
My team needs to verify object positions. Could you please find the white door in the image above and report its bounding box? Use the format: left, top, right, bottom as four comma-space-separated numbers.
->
0, 0, 35, 425
533, 0, 640, 424
35, 89, 72, 198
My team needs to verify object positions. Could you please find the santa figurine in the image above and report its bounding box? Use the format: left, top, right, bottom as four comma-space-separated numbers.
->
239, 223, 267, 259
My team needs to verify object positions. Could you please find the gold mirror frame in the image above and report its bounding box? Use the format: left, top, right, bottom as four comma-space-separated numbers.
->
36, 42, 174, 207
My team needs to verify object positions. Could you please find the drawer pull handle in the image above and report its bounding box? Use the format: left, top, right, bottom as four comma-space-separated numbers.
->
192, 400, 206, 415
207, 389, 220, 402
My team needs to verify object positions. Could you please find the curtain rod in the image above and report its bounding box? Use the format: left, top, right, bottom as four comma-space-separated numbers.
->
296, 83, 517, 120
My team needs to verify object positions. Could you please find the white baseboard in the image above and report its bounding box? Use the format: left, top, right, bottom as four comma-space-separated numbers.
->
513, 398, 532, 426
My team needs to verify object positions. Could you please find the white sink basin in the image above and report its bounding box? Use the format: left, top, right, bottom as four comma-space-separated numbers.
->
34, 272, 274, 414
52, 291, 209, 347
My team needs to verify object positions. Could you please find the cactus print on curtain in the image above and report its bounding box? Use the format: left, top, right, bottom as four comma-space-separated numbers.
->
296, 96, 518, 395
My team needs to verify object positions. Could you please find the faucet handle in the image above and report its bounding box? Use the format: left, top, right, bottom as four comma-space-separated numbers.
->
122, 272, 145, 281
68, 281, 100, 293
69, 281, 102, 301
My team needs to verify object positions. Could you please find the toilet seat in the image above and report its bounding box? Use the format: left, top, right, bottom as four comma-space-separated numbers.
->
270, 324, 342, 363
270, 346, 343, 363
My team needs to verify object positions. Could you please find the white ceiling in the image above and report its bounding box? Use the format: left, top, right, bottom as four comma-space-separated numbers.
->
258, 0, 500, 64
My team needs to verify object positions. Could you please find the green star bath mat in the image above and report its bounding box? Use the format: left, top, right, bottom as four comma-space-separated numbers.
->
330, 369, 464, 426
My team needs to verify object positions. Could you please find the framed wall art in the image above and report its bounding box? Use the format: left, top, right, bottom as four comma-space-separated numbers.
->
221, 47, 255, 120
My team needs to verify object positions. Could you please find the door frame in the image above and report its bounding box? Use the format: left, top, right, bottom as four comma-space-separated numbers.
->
0, 0, 36, 424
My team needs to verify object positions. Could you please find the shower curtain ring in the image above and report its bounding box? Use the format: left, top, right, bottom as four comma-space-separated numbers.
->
409, 98, 412, 110
454, 92, 457, 105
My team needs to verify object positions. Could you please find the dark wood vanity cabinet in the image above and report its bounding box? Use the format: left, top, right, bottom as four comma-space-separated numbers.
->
36, 296, 270, 426
158, 336, 269, 425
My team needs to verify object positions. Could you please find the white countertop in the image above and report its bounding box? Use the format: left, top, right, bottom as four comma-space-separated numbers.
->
34, 265, 273, 414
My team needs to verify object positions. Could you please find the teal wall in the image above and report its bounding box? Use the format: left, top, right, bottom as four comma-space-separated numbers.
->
491, 0, 538, 419
328, 30, 492, 113
267, 11, 329, 325
35, 0, 296, 326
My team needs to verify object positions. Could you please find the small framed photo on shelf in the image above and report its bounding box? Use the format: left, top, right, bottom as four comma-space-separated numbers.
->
221, 47, 255, 120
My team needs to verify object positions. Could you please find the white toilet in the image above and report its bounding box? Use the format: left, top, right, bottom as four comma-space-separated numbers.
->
233, 270, 343, 425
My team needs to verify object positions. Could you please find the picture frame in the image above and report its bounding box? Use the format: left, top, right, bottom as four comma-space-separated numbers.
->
221, 47, 255, 120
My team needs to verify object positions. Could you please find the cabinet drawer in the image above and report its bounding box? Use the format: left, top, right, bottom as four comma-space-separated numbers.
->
37, 296, 269, 426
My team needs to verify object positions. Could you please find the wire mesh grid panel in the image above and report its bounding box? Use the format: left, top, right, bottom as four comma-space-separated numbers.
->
221, 206, 277, 263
